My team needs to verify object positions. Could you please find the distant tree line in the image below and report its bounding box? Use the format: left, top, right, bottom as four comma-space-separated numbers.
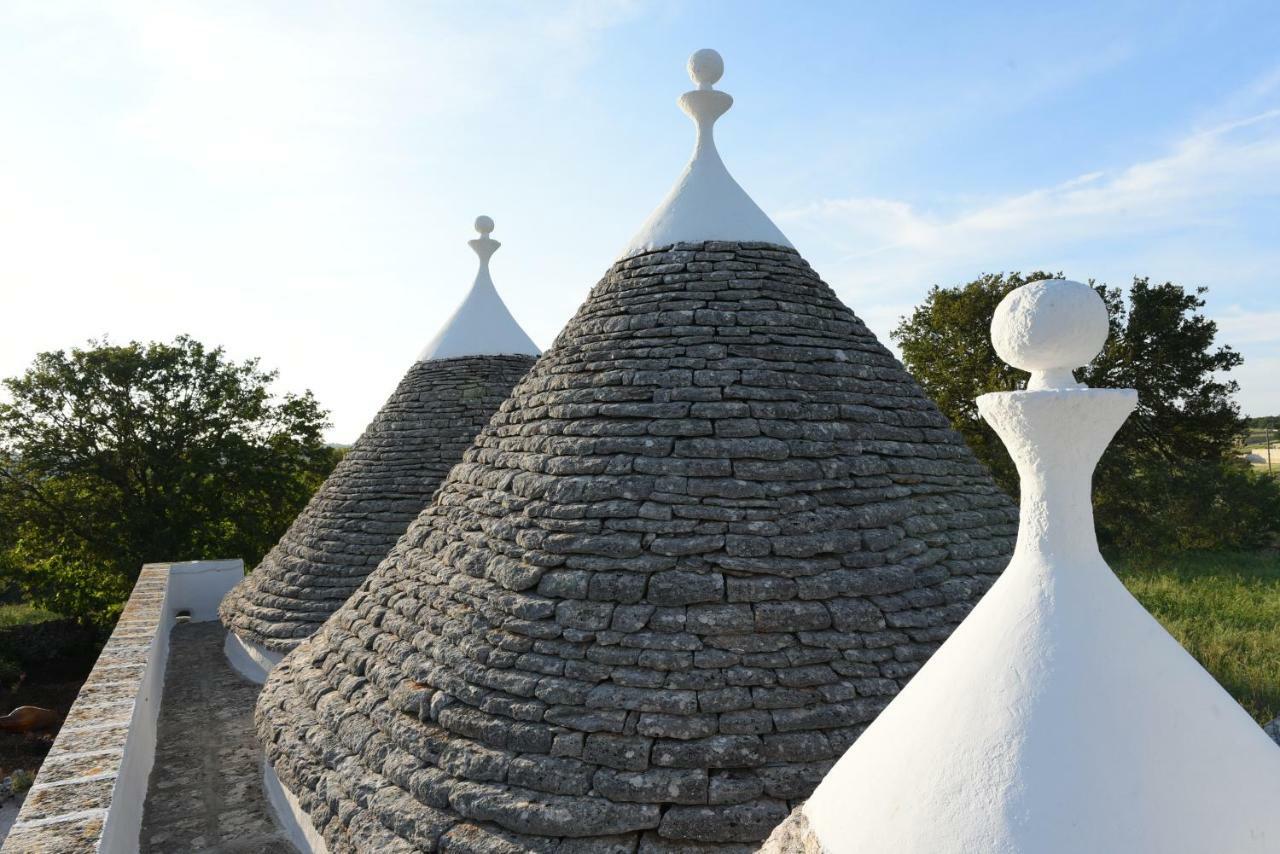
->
0, 336, 342, 628
892, 273, 1280, 553
1, 282, 1273, 629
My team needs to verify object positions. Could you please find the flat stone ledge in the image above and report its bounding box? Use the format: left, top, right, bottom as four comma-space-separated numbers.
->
1, 560, 242, 854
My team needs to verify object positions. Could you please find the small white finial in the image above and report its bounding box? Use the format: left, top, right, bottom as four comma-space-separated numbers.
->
991, 279, 1109, 390
416, 215, 539, 361
469, 215, 500, 267
688, 48, 724, 90
616, 48, 792, 257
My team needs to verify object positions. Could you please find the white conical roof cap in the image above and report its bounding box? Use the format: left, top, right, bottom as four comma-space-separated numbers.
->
620, 49, 792, 258
417, 216, 541, 361
799, 280, 1280, 853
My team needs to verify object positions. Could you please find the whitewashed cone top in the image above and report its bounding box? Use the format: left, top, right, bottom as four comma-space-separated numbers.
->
417, 215, 541, 361
620, 49, 792, 258
794, 279, 1280, 853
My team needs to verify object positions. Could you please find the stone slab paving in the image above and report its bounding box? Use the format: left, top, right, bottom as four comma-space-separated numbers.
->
140, 620, 296, 853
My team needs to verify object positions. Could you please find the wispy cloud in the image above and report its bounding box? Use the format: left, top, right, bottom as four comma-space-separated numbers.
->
1217, 309, 1280, 346
778, 108, 1280, 413
780, 108, 1280, 290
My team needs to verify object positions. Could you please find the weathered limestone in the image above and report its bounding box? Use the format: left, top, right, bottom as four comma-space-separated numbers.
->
219, 354, 536, 659
255, 240, 1018, 851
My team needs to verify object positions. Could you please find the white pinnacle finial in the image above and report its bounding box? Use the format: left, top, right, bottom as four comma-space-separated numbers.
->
991, 279, 1109, 390
470, 215, 500, 267
784, 273, 1280, 852
688, 48, 724, 89
415, 215, 540, 361
619, 49, 792, 257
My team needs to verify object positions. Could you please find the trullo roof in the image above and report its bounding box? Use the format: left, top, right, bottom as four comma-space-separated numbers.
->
219, 217, 538, 683
255, 50, 1017, 851
762, 279, 1280, 853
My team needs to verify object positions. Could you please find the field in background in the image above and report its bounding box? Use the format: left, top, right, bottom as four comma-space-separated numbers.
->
1241, 420, 1278, 478
0, 604, 100, 780
1240, 445, 1278, 477
1116, 551, 1280, 724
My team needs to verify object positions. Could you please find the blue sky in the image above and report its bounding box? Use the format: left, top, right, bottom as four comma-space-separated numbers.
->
2, 1, 1277, 441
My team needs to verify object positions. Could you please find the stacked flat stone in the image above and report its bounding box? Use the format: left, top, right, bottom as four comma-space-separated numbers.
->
256, 239, 1018, 852
219, 353, 536, 655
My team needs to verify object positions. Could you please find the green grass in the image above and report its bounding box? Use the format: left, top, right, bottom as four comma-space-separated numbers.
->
0, 603, 61, 629
1114, 551, 1280, 724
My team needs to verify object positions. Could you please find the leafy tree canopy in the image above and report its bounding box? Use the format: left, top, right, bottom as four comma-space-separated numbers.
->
892, 272, 1280, 552
0, 336, 341, 626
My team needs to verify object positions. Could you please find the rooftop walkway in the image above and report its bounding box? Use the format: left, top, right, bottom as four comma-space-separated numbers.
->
140, 620, 295, 853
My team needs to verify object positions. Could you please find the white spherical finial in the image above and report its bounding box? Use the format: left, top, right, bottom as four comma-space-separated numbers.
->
474, 215, 495, 236
991, 279, 1109, 390
688, 48, 724, 90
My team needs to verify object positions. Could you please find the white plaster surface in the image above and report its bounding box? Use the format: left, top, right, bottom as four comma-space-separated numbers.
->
264, 760, 329, 854
223, 629, 285, 685
801, 280, 1280, 853
417, 216, 541, 361
97, 601, 168, 854
101, 559, 243, 854
167, 558, 244, 621
620, 49, 792, 258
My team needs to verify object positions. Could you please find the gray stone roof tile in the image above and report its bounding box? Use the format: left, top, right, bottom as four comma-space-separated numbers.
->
255, 243, 1016, 850
219, 354, 535, 652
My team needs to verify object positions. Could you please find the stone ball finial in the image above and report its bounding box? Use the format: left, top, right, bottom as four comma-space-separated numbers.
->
474, 215, 495, 236
991, 278, 1109, 390
688, 48, 724, 89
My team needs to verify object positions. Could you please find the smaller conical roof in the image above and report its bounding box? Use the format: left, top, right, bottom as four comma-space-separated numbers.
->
219, 216, 538, 682
765, 280, 1280, 853
621, 48, 791, 259
418, 215, 540, 360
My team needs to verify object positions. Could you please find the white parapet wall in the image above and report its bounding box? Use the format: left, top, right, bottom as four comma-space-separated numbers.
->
223, 630, 286, 685
0, 559, 242, 854
264, 761, 329, 854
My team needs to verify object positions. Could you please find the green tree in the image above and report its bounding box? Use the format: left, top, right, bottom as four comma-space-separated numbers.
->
892, 273, 1280, 553
0, 336, 341, 626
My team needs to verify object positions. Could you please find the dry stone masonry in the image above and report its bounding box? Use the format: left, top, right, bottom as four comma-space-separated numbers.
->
220, 353, 536, 656
256, 239, 1018, 852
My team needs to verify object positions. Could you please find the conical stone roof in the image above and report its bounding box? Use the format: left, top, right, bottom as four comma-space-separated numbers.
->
255, 51, 1017, 852
762, 280, 1280, 854
220, 218, 539, 681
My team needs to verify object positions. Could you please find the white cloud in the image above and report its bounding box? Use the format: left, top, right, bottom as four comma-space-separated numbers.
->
1217, 309, 1280, 346
777, 109, 1280, 414
781, 108, 1280, 285
1232, 356, 1280, 417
